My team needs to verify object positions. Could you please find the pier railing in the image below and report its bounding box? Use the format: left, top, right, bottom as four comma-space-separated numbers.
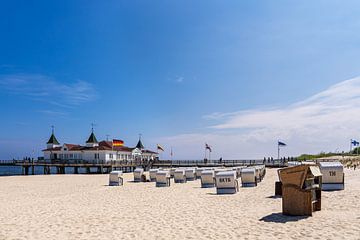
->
153, 159, 267, 167
1, 159, 282, 166
1, 158, 289, 169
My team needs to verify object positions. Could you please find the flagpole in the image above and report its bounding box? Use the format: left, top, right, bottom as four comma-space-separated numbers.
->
170, 146, 173, 161
277, 140, 280, 160
277, 140, 280, 167
204, 143, 207, 160
350, 139, 352, 153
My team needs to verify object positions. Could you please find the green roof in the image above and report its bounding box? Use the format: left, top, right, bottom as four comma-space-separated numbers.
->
86, 132, 98, 143
136, 139, 144, 149
47, 133, 60, 145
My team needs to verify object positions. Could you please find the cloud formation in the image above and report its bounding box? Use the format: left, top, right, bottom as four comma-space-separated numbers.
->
0, 73, 97, 107
158, 77, 360, 159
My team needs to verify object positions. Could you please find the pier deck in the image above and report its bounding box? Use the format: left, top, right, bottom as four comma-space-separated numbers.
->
0, 159, 287, 175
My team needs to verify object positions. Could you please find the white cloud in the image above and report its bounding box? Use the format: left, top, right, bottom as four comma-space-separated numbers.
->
157, 77, 360, 159
0, 73, 97, 107
37, 110, 68, 116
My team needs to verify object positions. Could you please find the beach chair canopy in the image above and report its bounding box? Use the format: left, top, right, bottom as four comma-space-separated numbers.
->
156, 170, 170, 177
279, 164, 321, 188
319, 161, 343, 169
134, 168, 144, 173
241, 168, 255, 174
201, 170, 215, 176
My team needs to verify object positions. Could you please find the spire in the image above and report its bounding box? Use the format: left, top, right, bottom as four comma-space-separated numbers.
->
47, 126, 60, 145
86, 132, 98, 143
86, 123, 98, 143
136, 134, 144, 149
47, 134, 60, 144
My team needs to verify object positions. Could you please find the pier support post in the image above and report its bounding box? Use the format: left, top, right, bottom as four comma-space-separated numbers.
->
24, 166, 29, 175
31, 165, 35, 175
74, 167, 79, 174
86, 167, 90, 174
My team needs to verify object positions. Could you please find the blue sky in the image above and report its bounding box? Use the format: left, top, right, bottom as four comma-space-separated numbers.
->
1, 1, 360, 159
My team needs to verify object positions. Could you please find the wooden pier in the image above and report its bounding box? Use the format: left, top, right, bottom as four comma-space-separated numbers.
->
0, 159, 288, 175
0, 159, 146, 175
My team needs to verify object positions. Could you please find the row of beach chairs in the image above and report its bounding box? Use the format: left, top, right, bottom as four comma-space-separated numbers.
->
108, 165, 266, 194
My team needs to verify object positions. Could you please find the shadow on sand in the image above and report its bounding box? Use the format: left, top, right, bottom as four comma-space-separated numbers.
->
266, 195, 282, 199
259, 213, 309, 223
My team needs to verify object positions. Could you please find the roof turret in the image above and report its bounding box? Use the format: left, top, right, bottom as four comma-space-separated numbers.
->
47, 133, 59, 145
47, 126, 60, 145
136, 134, 144, 149
86, 132, 98, 143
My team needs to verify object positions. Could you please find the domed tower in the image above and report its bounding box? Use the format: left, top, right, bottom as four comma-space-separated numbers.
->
86, 127, 99, 147
46, 126, 60, 149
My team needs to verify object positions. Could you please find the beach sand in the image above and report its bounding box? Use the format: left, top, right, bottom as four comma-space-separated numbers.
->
0, 168, 359, 240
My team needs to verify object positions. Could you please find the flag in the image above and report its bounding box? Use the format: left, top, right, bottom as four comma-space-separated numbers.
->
157, 144, 164, 152
278, 141, 287, 147
351, 139, 359, 146
205, 143, 212, 152
113, 139, 124, 146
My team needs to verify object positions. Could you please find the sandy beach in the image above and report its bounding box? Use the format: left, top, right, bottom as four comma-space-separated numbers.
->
0, 168, 359, 240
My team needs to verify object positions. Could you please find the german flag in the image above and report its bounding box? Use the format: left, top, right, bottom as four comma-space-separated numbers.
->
113, 139, 124, 146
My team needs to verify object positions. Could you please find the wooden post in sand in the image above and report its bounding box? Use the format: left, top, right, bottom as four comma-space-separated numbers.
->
24, 166, 29, 175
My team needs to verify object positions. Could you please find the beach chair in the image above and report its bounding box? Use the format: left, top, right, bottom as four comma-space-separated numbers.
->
156, 170, 171, 187
200, 170, 215, 188
279, 165, 322, 216
133, 168, 146, 182
232, 166, 244, 178
255, 165, 266, 181
149, 169, 159, 182
170, 168, 176, 178
254, 166, 262, 183
275, 169, 282, 196
185, 168, 196, 181
214, 168, 229, 175
174, 169, 186, 183
215, 171, 239, 194
241, 168, 257, 187
260, 165, 266, 180
195, 168, 203, 179
319, 162, 344, 190
109, 171, 123, 186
